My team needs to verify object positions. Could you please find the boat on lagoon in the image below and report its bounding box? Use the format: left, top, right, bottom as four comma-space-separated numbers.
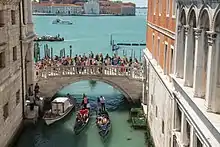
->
34, 35, 64, 42
52, 18, 73, 25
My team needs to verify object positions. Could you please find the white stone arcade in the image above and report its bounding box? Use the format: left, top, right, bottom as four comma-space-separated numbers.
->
172, 2, 220, 147
37, 65, 143, 102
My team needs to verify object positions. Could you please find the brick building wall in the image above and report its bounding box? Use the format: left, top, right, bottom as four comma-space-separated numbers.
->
144, 0, 177, 146
147, 0, 176, 75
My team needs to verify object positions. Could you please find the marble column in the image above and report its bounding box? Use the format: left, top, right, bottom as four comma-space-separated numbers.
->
193, 28, 204, 97
174, 24, 182, 78
181, 113, 189, 146
189, 126, 197, 147
174, 6, 180, 77
184, 26, 194, 87
205, 32, 217, 112
179, 25, 185, 79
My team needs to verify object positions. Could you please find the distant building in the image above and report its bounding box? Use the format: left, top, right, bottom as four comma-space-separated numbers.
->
99, 1, 135, 16
32, 3, 83, 15
121, 5, 135, 16
84, 0, 100, 15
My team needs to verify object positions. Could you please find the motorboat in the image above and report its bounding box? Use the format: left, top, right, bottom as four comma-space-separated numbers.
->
52, 18, 73, 25
43, 97, 74, 125
34, 34, 64, 42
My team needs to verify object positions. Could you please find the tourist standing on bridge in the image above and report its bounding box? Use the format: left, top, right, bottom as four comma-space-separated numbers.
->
100, 96, 105, 111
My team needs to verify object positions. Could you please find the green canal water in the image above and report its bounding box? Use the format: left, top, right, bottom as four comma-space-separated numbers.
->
14, 11, 147, 147
14, 81, 146, 147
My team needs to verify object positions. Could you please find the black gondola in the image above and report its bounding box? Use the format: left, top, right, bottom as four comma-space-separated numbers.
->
73, 109, 91, 135
96, 111, 112, 142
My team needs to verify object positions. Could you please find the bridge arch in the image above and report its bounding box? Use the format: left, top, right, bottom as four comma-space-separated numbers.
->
38, 75, 142, 102
53, 77, 131, 99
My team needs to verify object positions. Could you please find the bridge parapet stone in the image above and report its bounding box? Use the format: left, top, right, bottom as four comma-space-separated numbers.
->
36, 65, 143, 102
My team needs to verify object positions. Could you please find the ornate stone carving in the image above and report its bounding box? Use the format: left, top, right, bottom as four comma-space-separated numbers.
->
184, 25, 189, 35
207, 31, 217, 46
178, 25, 182, 33
194, 28, 202, 39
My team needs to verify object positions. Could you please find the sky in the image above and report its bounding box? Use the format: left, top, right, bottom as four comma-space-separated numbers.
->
121, 0, 147, 7
32, 0, 147, 7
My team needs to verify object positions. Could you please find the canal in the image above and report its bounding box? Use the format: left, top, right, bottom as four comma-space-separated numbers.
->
13, 10, 148, 147
13, 81, 146, 147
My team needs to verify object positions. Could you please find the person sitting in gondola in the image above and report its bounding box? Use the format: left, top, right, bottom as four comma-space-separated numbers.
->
79, 108, 89, 122
102, 117, 109, 125
97, 116, 103, 125
76, 112, 83, 122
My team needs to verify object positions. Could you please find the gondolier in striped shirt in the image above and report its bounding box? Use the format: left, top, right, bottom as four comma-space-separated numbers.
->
100, 96, 105, 111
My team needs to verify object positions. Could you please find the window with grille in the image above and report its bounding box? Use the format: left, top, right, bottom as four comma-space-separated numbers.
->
0, 51, 6, 69
0, 10, 4, 27
3, 103, 9, 120
11, 10, 16, 25
13, 46, 17, 61
16, 90, 20, 105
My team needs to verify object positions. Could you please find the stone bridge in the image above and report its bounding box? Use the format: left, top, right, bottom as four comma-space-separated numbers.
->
36, 65, 143, 102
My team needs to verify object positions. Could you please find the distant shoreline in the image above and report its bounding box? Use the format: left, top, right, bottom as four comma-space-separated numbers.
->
32, 13, 136, 16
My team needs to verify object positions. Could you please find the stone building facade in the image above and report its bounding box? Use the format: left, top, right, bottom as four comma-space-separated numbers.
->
144, 0, 220, 146
0, 0, 35, 146
172, 0, 220, 146
143, 0, 176, 146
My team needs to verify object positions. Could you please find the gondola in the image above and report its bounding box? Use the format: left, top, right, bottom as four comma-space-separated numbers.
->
73, 109, 91, 135
96, 111, 112, 142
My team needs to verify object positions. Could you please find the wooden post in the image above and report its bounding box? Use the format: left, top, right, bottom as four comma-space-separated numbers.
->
139, 49, 142, 62
44, 45, 46, 58
70, 45, 72, 58
63, 48, 66, 57
134, 50, 136, 59
51, 47, 53, 59
131, 49, 133, 59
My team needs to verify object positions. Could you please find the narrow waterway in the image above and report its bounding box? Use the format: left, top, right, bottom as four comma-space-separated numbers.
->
14, 81, 146, 147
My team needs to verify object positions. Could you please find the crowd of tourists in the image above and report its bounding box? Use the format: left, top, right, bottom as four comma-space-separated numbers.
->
35, 52, 141, 72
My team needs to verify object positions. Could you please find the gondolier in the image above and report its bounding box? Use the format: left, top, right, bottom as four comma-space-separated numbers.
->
100, 96, 105, 111
81, 94, 88, 108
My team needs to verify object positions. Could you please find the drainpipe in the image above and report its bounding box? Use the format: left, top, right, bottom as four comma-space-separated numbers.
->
19, 0, 25, 118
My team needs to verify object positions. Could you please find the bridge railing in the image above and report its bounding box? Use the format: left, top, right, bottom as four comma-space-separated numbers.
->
36, 65, 143, 80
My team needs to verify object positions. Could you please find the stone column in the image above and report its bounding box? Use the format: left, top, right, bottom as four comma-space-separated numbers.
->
205, 32, 217, 112
184, 26, 194, 87
183, 25, 189, 83
180, 113, 189, 146
179, 25, 185, 78
174, 6, 180, 77
189, 126, 197, 147
142, 59, 147, 104
193, 28, 204, 97
174, 24, 182, 78
27, 0, 33, 24
22, 0, 27, 25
